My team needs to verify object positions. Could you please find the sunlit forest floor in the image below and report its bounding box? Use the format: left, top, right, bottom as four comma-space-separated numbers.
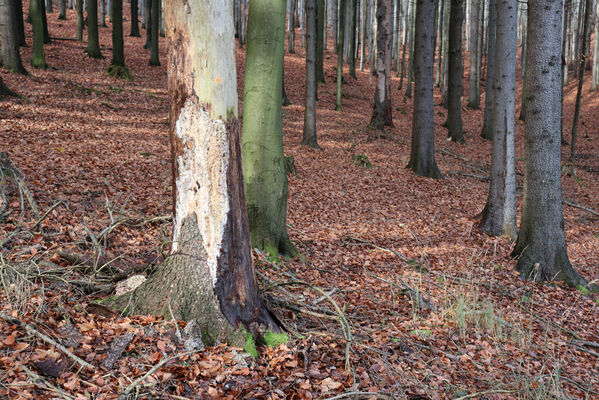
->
1, 6, 598, 399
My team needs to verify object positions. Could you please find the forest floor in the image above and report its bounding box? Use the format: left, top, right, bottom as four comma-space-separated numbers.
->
1, 6, 598, 400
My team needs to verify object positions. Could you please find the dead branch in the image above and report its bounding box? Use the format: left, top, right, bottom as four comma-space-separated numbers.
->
323, 391, 395, 400
453, 389, 514, 400
0, 312, 94, 370
563, 199, 599, 217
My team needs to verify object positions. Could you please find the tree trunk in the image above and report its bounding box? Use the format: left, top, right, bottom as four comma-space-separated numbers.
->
30, 0, 47, 67
76, 0, 83, 41
467, 0, 480, 108
303, 0, 319, 147
107, 0, 130, 78
408, 0, 442, 179
480, 0, 496, 139
242, 0, 298, 257
289, 0, 296, 53
512, 0, 585, 287
12, 0, 26, 46
99, 0, 106, 26
0, 0, 27, 74
86, 0, 103, 58
518, 2, 527, 121
127, 0, 278, 343
316, 0, 325, 82
144, 0, 151, 48
404, 0, 415, 97
592, 0, 599, 91
478, 0, 517, 238
440, 0, 449, 104
41, 0, 50, 43
370, 0, 393, 129
446, 0, 464, 143
348, 0, 356, 78
46, 0, 53, 13
130, 0, 140, 36
149, 0, 159, 65
335, 0, 345, 110
58, 0, 66, 19
569, 0, 592, 164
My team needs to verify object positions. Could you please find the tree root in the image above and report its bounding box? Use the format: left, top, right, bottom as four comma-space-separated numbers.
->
106, 64, 132, 81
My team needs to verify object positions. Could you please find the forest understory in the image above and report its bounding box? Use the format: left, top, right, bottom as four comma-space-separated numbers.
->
1, 5, 598, 400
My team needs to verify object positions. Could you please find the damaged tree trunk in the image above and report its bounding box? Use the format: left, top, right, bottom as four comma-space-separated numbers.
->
124, 0, 278, 345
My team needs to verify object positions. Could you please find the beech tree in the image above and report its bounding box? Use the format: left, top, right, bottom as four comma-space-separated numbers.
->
467, 0, 480, 109
478, 0, 517, 238
335, 0, 345, 111
242, 0, 297, 257
592, 0, 598, 91
302, 0, 319, 147
481, 0, 496, 140
0, 0, 27, 74
512, 0, 585, 287
30, 0, 47, 68
130, 0, 140, 37
407, 0, 442, 179
370, 0, 393, 129
446, 0, 464, 143
149, 0, 159, 65
76, 0, 83, 41
86, 0, 103, 58
122, 0, 278, 342
106, 0, 131, 79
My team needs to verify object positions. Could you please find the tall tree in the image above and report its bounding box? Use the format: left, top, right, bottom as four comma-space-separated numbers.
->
130, 0, 140, 36
86, 0, 103, 58
592, 0, 599, 91
144, 0, 151, 48
149, 0, 160, 65
512, 0, 585, 287
76, 0, 83, 41
0, 0, 27, 74
30, 0, 47, 68
316, 0, 325, 82
242, 0, 297, 257
569, 0, 592, 164
288, 0, 296, 53
480, 0, 496, 140
41, 0, 50, 43
347, 0, 356, 78
335, 0, 345, 111
467, 0, 480, 108
446, 0, 464, 143
478, 0, 517, 238
106, 0, 130, 79
370, 0, 393, 129
123, 0, 278, 342
12, 0, 26, 46
302, 0, 319, 147
407, 0, 442, 179
58, 0, 66, 19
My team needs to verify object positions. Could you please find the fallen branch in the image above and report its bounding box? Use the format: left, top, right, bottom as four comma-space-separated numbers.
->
563, 199, 599, 217
0, 312, 94, 370
323, 391, 395, 400
32, 201, 67, 231
453, 389, 514, 400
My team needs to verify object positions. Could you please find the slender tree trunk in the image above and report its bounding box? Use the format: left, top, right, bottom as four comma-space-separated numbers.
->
360, 0, 366, 70
478, 0, 517, 238
86, 0, 103, 58
335, 0, 345, 110
316, 0, 325, 82
149, 0, 159, 65
563, 0, 570, 86
440, 0, 449, 104
304, 0, 319, 147
12, 0, 26, 46
242, 0, 298, 257
99, 0, 106, 26
0, 0, 27, 74
481, 0, 496, 139
30, 0, 47, 67
408, 0, 442, 179
518, 3, 527, 121
58, 0, 66, 18
348, 0, 356, 78
446, 0, 464, 143
513, 0, 585, 287
127, 0, 279, 343
467, 0, 480, 108
41, 0, 50, 43
569, 0, 592, 164
144, 0, 151, 48
289, 0, 296, 53
46, 0, 53, 13
130, 0, 140, 36
76, 0, 83, 41
398, 0, 410, 90
370, 0, 393, 128
107, 0, 130, 78
405, 0, 415, 97
592, 0, 599, 91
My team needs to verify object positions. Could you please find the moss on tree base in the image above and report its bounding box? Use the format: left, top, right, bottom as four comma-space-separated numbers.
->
106, 64, 132, 80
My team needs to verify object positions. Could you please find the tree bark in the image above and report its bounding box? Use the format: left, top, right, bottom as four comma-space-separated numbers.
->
481, 0, 496, 139
58, 0, 66, 19
513, 0, 585, 287
316, 0, 325, 82
99, 0, 106, 26
370, 0, 393, 129
41, 0, 50, 43
30, 0, 47, 67
289, 0, 296, 53
335, 0, 345, 110
127, 0, 278, 343
446, 0, 464, 143
144, 0, 151, 48
592, 0, 599, 91
242, 0, 297, 257
348, 0, 356, 78
478, 0, 517, 239
130, 0, 140, 36
12, 0, 26, 46
0, 0, 27, 74
408, 0, 442, 179
149, 0, 159, 65
86, 0, 103, 58
303, 0, 319, 147
107, 0, 130, 78
467, 0, 480, 108
76, 0, 83, 41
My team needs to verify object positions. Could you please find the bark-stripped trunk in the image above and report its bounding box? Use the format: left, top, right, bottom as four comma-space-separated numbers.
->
478, 0, 517, 238
130, 0, 140, 36
86, 0, 103, 58
128, 0, 278, 342
0, 0, 27, 74
31, 0, 47, 67
242, 0, 297, 257
569, 0, 592, 163
446, 0, 464, 143
513, 0, 585, 287
149, 0, 159, 65
335, 0, 345, 110
408, 0, 442, 179
481, 0, 496, 139
370, 0, 393, 129
303, 0, 319, 147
